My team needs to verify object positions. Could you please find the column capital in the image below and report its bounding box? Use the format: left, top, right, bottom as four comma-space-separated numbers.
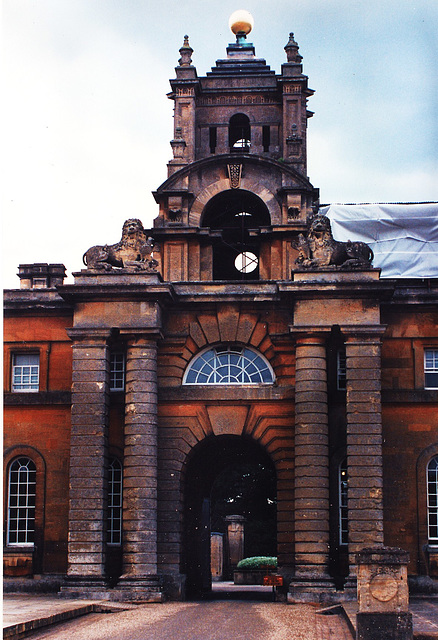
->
66, 327, 114, 343
290, 325, 332, 344
341, 325, 387, 343
120, 328, 163, 343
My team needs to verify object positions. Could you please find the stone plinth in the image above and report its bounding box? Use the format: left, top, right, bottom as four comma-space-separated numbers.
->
211, 533, 224, 581
225, 515, 245, 570
356, 547, 412, 640
292, 269, 381, 283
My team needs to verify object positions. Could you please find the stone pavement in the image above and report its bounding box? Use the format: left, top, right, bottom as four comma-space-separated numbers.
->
3, 596, 352, 640
3, 591, 438, 640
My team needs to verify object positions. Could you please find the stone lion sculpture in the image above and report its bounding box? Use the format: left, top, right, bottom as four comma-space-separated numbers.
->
295, 213, 374, 270
83, 218, 159, 272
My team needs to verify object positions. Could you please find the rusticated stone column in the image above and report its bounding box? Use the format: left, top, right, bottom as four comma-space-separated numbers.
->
116, 333, 162, 601
62, 328, 111, 597
344, 328, 386, 584
289, 330, 334, 601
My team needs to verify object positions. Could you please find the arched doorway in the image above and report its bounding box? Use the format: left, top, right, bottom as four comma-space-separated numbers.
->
201, 189, 271, 281
184, 435, 277, 599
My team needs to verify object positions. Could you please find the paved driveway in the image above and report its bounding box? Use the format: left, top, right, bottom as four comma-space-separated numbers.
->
19, 601, 352, 640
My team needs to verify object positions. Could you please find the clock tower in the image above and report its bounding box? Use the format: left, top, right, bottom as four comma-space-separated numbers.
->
152, 14, 318, 283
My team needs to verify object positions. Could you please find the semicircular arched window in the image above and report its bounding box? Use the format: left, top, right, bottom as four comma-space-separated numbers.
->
7, 457, 36, 546
428, 456, 438, 544
183, 345, 275, 385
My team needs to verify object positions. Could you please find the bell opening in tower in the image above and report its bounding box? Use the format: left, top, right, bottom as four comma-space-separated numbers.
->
229, 114, 251, 153
202, 189, 270, 281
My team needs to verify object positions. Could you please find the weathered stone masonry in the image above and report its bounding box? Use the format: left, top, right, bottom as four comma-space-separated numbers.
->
120, 336, 159, 581
293, 332, 331, 579
345, 328, 385, 576
65, 328, 111, 588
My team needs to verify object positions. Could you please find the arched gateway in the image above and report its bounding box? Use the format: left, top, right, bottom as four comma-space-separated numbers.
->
28, 14, 393, 604
183, 435, 277, 598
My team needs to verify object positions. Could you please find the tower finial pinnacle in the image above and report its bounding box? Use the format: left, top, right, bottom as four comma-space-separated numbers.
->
178, 34, 193, 66
229, 10, 254, 44
284, 31, 302, 63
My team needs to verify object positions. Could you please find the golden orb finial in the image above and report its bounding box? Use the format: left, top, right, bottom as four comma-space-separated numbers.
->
229, 9, 254, 36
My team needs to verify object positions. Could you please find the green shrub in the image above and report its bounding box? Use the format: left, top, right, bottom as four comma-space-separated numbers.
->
236, 556, 277, 570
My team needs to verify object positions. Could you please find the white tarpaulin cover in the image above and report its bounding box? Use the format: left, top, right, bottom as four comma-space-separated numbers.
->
320, 203, 438, 279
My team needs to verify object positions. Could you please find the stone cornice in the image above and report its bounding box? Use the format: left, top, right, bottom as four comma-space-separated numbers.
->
57, 274, 175, 305
3, 288, 72, 315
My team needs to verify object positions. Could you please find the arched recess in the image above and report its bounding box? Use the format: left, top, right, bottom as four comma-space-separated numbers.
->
4, 445, 46, 575
201, 189, 271, 281
189, 180, 281, 227
416, 442, 438, 576
229, 113, 251, 151
183, 435, 277, 598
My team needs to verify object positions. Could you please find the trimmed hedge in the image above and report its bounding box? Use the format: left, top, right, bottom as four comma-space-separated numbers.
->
236, 556, 277, 570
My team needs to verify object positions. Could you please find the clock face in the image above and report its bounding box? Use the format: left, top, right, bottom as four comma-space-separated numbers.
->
235, 252, 258, 274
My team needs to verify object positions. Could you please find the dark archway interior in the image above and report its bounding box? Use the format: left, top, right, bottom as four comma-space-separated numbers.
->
184, 435, 277, 599
229, 113, 251, 151
201, 190, 271, 281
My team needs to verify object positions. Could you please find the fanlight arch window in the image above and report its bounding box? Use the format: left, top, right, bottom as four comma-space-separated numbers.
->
183, 345, 275, 385
428, 456, 438, 544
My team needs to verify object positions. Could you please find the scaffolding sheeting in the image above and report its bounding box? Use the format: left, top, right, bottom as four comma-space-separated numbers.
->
320, 203, 438, 279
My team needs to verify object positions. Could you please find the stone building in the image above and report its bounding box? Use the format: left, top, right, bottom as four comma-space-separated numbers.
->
3, 14, 438, 603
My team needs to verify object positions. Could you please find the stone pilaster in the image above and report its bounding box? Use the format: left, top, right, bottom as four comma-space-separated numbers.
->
116, 333, 162, 601
61, 328, 111, 597
288, 330, 335, 602
344, 327, 386, 584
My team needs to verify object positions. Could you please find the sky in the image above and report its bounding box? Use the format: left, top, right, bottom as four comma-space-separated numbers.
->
3, 0, 438, 288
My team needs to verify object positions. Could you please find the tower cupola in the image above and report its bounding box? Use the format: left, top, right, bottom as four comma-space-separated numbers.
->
153, 15, 318, 283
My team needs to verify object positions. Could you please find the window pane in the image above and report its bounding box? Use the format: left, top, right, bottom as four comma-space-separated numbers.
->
428, 456, 438, 542
425, 349, 438, 389
12, 354, 39, 392
110, 353, 125, 391
425, 372, 438, 389
107, 458, 123, 545
339, 459, 348, 545
337, 349, 347, 391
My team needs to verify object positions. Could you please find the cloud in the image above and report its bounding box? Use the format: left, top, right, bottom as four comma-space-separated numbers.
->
2, 0, 437, 288
309, 130, 437, 203
3, 1, 172, 286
